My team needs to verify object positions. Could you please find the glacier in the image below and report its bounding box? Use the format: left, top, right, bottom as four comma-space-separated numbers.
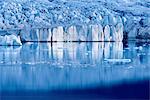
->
0, 0, 150, 45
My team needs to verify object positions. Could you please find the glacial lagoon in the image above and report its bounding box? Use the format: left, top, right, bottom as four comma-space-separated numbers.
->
0, 0, 150, 99
0, 42, 149, 99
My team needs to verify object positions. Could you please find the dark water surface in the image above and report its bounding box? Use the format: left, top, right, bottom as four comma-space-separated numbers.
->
0, 42, 150, 99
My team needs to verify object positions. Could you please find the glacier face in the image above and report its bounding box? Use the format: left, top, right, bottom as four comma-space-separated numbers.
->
0, 0, 149, 45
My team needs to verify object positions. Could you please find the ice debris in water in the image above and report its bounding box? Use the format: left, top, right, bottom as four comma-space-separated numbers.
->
104, 59, 131, 64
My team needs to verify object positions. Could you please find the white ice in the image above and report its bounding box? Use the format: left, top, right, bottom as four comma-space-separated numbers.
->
0, 0, 149, 43
0, 35, 22, 46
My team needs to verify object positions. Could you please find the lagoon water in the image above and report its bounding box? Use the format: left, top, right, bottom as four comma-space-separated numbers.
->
0, 42, 150, 99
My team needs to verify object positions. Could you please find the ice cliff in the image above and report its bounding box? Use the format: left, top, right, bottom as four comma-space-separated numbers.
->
0, 0, 150, 45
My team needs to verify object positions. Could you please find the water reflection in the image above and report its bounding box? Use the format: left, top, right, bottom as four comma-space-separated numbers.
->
0, 42, 150, 91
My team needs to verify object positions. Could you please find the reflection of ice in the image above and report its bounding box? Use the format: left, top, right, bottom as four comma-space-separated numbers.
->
98, 42, 104, 61
76, 43, 87, 64
92, 42, 99, 63
104, 42, 111, 59
20, 43, 38, 64
0, 42, 125, 65
66, 43, 77, 61
0, 42, 150, 91
112, 42, 123, 59
37, 43, 50, 63
52, 42, 64, 61
0, 46, 22, 64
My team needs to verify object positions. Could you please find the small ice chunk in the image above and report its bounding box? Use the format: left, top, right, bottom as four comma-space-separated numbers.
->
112, 42, 123, 59
104, 43, 111, 59
127, 66, 134, 69
139, 46, 143, 50
104, 59, 131, 64
134, 46, 143, 50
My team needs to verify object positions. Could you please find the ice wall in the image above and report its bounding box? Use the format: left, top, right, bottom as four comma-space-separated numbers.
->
20, 25, 123, 42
